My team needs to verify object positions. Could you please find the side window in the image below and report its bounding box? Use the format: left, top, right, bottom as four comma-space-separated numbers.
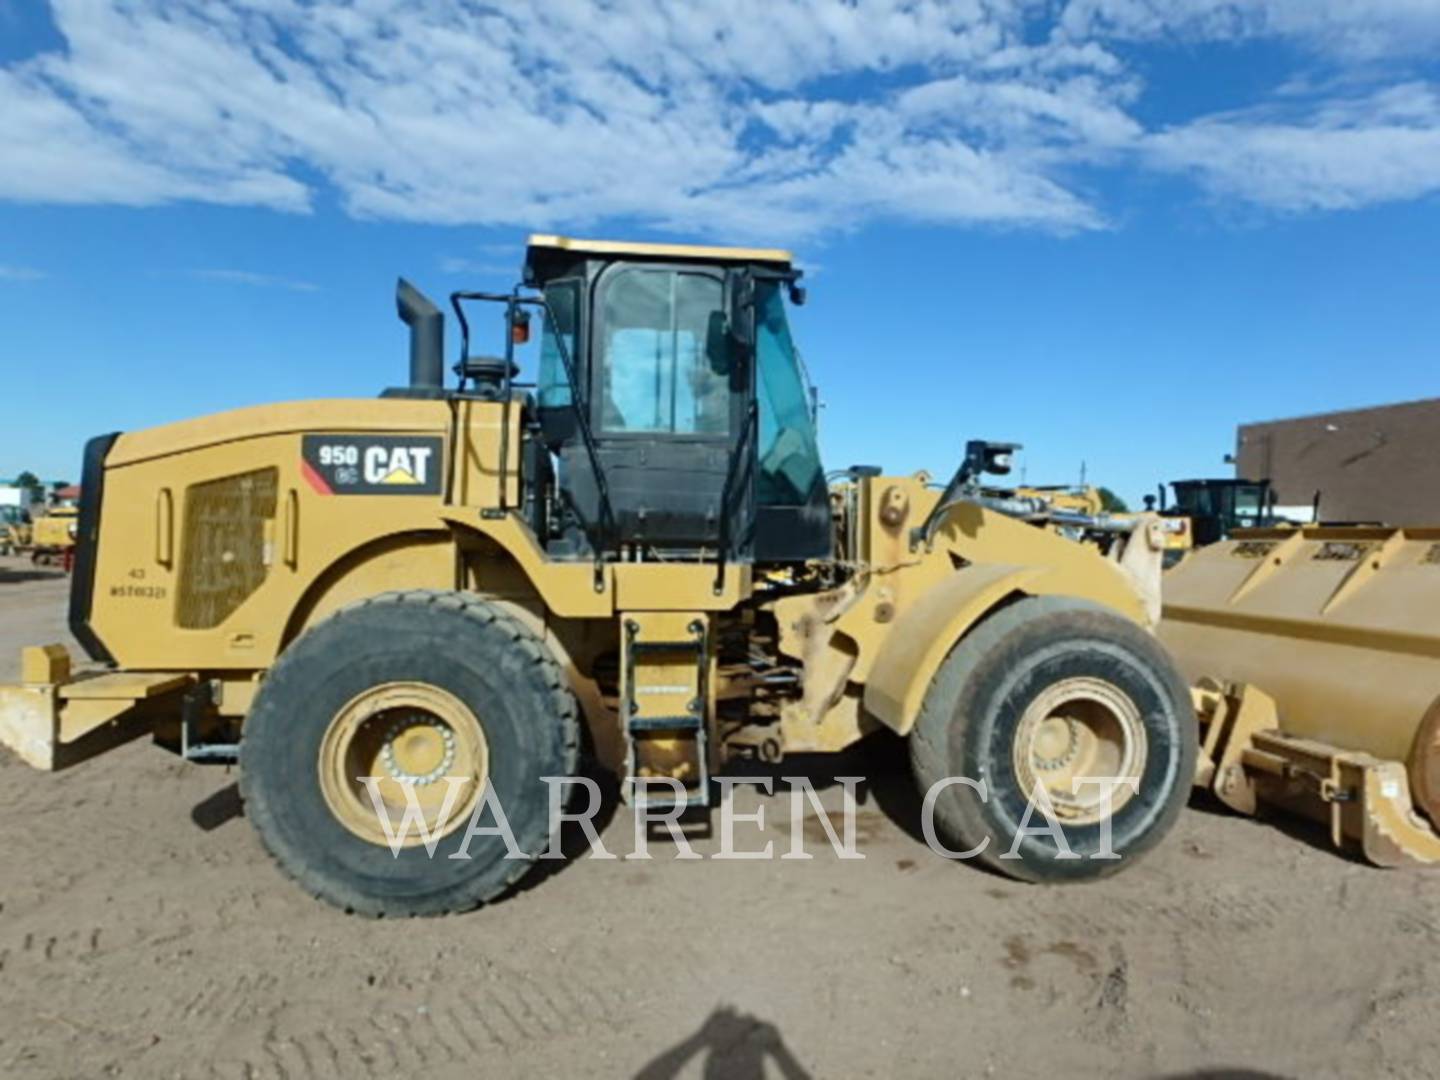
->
600, 269, 730, 436
538, 279, 579, 411
756, 282, 824, 505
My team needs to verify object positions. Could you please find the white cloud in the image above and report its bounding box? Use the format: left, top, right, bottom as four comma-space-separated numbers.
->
1147, 83, 1440, 211
1060, 0, 1440, 58
0, 0, 1122, 237
189, 268, 319, 291
0, 66, 309, 210
0, 0, 1438, 237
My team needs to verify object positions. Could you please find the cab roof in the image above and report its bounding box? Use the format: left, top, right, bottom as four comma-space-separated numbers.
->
525, 233, 793, 270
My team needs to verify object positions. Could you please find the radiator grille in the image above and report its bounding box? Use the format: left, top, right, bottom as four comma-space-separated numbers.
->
176, 468, 278, 629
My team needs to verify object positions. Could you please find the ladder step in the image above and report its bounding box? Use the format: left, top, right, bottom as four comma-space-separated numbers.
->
629, 639, 704, 654
627, 715, 702, 733
621, 614, 711, 811
632, 785, 711, 811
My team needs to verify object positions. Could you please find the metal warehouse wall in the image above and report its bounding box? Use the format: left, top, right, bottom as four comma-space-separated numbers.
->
1236, 397, 1440, 525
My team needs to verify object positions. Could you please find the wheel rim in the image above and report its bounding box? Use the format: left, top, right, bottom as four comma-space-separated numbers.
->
1011, 675, 1146, 826
318, 681, 489, 848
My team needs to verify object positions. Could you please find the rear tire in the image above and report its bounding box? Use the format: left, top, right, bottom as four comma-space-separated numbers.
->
910, 596, 1194, 883
239, 590, 579, 916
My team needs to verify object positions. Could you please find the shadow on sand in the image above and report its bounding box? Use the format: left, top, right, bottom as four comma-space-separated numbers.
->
634, 1006, 811, 1080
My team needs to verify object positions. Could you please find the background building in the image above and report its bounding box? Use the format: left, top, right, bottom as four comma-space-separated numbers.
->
1236, 398, 1440, 525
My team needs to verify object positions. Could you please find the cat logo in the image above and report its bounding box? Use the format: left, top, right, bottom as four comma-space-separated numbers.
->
364, 445, 433, 486
301, 435, 444, 496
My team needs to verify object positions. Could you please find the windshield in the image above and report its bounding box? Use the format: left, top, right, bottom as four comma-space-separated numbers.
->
1232, 484, 1265, 525
755, 281, 824, 506
1172, 484, 1211, 516
1172, 482, 1267, 526
599, 268, 731, 436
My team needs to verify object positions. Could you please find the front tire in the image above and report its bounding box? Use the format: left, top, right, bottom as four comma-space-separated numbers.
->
239, 590, 579, 915
910, 596, 1195, 882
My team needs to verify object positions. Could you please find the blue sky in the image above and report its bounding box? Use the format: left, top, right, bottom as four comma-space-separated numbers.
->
2, 0, 1438, 505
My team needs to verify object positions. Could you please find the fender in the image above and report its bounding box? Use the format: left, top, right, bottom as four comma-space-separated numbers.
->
439, 512, 612, 619
438, 511, 751, 617
863, 562, 1145, 735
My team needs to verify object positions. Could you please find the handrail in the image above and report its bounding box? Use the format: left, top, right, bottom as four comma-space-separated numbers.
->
713, 397, 757, 594
450, 289, 619, 585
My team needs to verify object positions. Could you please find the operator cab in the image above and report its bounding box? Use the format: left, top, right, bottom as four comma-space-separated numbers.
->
519, 235, 830, 565
1164, 478, 1275, 545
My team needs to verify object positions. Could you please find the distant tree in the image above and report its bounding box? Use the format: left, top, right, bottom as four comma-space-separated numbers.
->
1097, 486, 1130, 514
13, 471, 43, 501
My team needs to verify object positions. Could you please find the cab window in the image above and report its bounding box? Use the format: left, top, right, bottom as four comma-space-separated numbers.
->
538, 279, 580, 410
599, 268, 731, 436
755, 281, 823, 505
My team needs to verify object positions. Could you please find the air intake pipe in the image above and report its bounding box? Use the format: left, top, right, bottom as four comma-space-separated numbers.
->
396, 278, 444, 392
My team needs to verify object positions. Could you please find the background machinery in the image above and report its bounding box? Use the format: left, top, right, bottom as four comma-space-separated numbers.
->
1159, 477, 1277, 547
0, 505, 31, 558
28, 504, 78, 568
0, 236, 1194, 914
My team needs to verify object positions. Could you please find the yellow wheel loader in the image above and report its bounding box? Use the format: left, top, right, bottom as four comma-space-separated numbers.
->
0, 508, 32, 558
0, 236, 1194, 915
28, 504, 78, 567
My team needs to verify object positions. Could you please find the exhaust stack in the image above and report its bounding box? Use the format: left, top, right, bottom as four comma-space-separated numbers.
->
395, 278, 444, 394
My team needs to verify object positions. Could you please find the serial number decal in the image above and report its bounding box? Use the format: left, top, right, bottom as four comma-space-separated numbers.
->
300, 435, 444, 496
110, 584, 168, 600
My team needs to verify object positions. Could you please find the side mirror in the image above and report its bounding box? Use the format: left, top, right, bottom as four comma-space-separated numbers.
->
729, 270, 756, 349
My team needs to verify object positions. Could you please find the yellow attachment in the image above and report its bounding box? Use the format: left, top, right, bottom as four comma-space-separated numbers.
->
1162, 526, 1440, 822
1193, 682, 1440, 867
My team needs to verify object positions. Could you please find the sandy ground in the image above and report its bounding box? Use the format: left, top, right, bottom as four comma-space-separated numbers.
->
0, 555, 1436, 1079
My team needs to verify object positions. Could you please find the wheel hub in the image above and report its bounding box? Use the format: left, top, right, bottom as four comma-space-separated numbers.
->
382, 717, 457, 786
1012, 676, 1147, 826
317, 682, 489, 848
1030, 715, 1081, 771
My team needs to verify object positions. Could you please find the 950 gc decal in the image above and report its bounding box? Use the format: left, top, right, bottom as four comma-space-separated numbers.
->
301, 435, 444, 496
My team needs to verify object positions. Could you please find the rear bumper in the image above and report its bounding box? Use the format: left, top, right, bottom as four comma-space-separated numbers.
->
0, 645, 191, 771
